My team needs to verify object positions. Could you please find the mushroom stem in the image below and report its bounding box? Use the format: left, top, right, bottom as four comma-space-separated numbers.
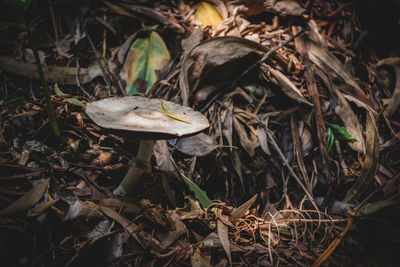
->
113, 139, 155, 196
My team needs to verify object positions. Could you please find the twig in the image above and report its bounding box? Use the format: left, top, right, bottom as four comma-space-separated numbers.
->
84, 29, 112, 90
263, 127, 320, 213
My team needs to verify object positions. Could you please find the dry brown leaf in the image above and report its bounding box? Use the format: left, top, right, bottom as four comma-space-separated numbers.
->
63, 200, 105, 225
27, 199, 59, 217
233, 116, 255, 157
376, 57, 400, 117
179, 37, 268, 106
305, 40, 371, 108
92, 151, 113, 166
263, 64, 313, 106
0, 178, 50, 217
231, 194, 257, 221
217, 217, 232, 265
236, 0, 305, 17
175, 197, 204, 220
223, 106, 233, 149
191, 251, 212, 267
257, 124, 271, 155
231, 150, 244, 190
153, 140, 178, 176
181, 29, 204, 56
160, 211, 186, 249
335, 91, 365, 154
175, 133, 218, 157
263, 0, 306, 16
99, 205, 144, 248
344, 112, 379, 202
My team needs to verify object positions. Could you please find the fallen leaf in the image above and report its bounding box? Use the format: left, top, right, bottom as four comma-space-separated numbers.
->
0, 178, 50, 217
357, 199, 400, 216
231, 149, 244, 190
161, 100, 191, 124
376, 57, 400, 117
104, 1, 184, 34
334, 91, 365, 154
181, 29, 204, 55
175, 133, 218, 157
257, 122, 270, 155
27, 199, 59, 217
63, 200, 105, 227
99, 205, 144, 248
181, 173, 213, 209
217, 217, 232, 265
223, 106, 233, 149
233, 116, 255, 157
198, 232, 247, 252
231, 194, 257, 221
153, 140, 179, 177
161, 175, 177, 208
191, 251, 212, 267
121, 31, 170, 95
160, 211, 186, 249
263, 0, 306, 16
175, 197, 204, 220
305, 38, 371, 108
344, 112, 379, 202
263, 64, 313, 106
196, 1, 223, 29
179, 37, 268, 106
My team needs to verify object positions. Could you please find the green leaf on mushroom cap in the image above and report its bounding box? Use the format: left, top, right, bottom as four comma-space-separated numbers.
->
121, 31, 170, 95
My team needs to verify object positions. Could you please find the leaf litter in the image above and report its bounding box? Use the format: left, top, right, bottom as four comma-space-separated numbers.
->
0, 0, 399, 266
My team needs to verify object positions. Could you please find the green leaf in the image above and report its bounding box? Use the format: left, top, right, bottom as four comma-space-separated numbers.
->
327, 127, 334, 152
181, 173, 213, 209
121, 31, 170, 95
54, 85, 85, 107
328, 124, 358, 141
161, 100, 191, 124
54, 85, 64, 96
65, 98, 85, 107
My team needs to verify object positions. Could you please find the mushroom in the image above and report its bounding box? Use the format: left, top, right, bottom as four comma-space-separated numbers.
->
85, 96, 209, 196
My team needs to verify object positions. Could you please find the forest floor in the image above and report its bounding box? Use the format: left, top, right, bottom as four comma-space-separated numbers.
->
0, 0, 399, 266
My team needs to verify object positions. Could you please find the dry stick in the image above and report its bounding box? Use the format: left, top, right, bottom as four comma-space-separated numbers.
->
312, 172, 400, 267
294, 29, 332, 186
304, 59, 332, 185
263, 127, 320, 213
199, 28, 308, 113
85, 29, 113, 90
290, 114, 312, 192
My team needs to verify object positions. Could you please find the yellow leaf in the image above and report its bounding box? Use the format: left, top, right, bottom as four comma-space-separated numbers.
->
161, 101, 191, 124
196, 2, 223, 29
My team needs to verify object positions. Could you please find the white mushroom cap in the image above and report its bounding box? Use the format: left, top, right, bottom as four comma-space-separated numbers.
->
86, 96, 209, 138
